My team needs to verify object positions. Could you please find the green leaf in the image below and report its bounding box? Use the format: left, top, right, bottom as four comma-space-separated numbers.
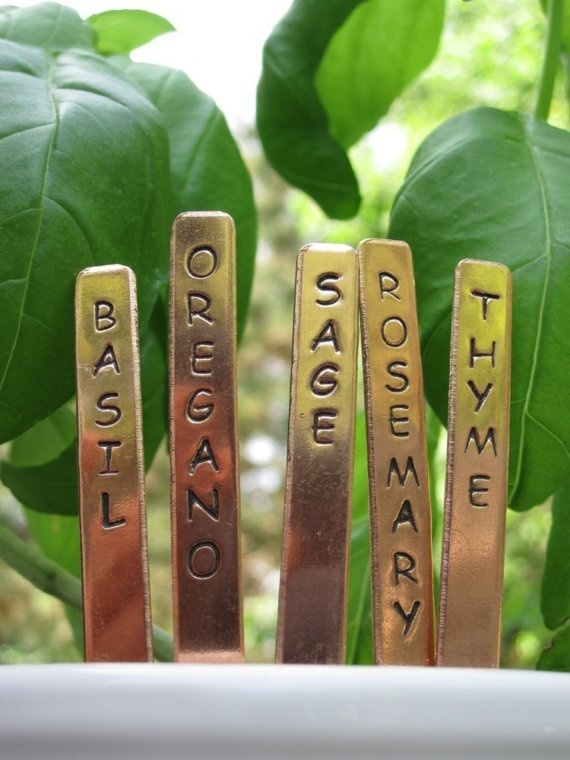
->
10, 401, 75, 466
315, 0, 445, 149
389, 107, 570, 511
1, 307, 167, 515
115, 60, 257, 341
88, 10, 174, 55
0, 3, 94, 52
257, 0, 364, 219
537, 622, 570, 671
0, 33, 170, 443
2, 443, 76, 515
541, 479, 570, 630
346, 412, 373, 664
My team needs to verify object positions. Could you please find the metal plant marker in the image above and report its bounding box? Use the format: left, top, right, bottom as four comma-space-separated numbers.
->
358, 239, 435, 666
276, 244, 359, 664
437, 259, 512, 667
169, 212, 243, 663
75, 226, 512, 668
75, 265, 152, 662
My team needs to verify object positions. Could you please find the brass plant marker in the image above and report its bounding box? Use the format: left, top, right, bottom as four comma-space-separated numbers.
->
170, 212, 243, 663
359, 239, 435, 665
438, 259, 512, 667
75, 265, 152, 662
276, 244, 359, 664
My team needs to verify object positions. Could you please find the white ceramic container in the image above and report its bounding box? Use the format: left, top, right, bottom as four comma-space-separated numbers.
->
0, 664, 568, 760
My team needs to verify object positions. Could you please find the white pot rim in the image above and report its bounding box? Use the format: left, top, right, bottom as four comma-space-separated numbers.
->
1, 664, 569, 760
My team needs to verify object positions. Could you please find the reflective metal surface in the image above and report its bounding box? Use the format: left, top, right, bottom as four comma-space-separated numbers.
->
170, 212, 243, 663
277, 244, 358, 663
359, 239, 435, 665
75, 265, 152, 662
438, 259, 512, 667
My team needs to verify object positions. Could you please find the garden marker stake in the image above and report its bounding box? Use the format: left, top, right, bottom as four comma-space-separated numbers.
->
438, 260, 512, 667
169, 212, 243, 663
358, 239, 435, 666
75, 265, 152, 662
277, 244, 358, 663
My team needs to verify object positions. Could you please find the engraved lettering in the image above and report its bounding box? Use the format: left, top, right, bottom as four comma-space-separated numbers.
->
101, 491, 126, 529
188, 292, 213, 325
394, 552, 418, 584
189, 437, 219, 474
467, 380, 493, 412
186, 388, 214, 423
391, 499, 418, 533
465, 426, 497, 456
468, 474, 491, 508
95, 393, 121, 427
311, 320, 340, 353
387, 456, 420, 488
97, 440, 121, 475
191, 341, 214, 375
469, 338, 496, 368
187, 246, 218, 279
381, 316, 408, 348
310, 363, 339, 397
471, 289, 501, 320
389, 404, 410, 438
94, 301, 116, 331
312, 410, 336, 445
386, 360, 409, 393
188, 488, 219, 521
316, 272, 341, 305
379, 271, 401, 302
393, 600, 421, 636
93, 344, 120, 376
188, 540, 221, 579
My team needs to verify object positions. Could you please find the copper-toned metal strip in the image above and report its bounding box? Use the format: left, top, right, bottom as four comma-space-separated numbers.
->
170, 212, 243, 663
75, 265, 152, 662
276, 244, 359, 664
358, 239, 435, 666
438, 259, 512, 667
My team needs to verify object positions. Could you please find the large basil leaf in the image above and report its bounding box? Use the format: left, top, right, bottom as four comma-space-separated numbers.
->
257, 0, 364, 219
0, 3, 94, 52
116, 60, 257, 341
389, 107, 570, 511
88, 9, 174, 55
257, 0, 444, 219
0, 25, 170, 443
315, 0, 445, 150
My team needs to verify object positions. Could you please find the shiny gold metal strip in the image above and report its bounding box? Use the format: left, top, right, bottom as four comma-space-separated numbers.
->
170, 212, 243, 663
276, 244, 359, 664
437, 259, 512, 667
75, 265, 152, 662
358, 239, 435, 666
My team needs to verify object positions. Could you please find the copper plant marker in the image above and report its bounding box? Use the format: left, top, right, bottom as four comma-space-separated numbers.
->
276, 244, 359, 664
438, 259, 512, 667
170, 212, 243, 663
75, 265, 152, 662
359, 239, 435, 665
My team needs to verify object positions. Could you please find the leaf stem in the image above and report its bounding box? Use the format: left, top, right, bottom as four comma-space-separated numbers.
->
0, 515, 173, 662
535, 0, 565, 121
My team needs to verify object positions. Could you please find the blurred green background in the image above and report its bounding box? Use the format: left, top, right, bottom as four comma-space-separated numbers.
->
0, 0, 562, 666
